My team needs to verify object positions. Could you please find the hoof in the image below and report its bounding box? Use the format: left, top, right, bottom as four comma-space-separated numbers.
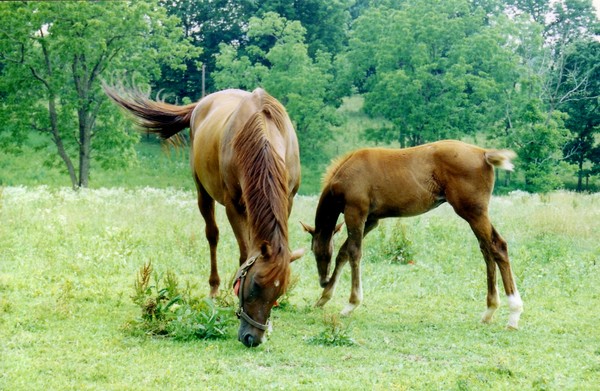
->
506, 324, 519, 331
340, 303, 357, 317
315, 296, 330, 308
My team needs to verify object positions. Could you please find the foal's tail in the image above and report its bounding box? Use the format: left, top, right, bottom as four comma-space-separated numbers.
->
103, 83, 197, 140
485, 149, 517, 171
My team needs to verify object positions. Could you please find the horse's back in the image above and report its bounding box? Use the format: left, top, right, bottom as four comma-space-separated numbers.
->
189, 88, 300, 205
323, 140, 493, 218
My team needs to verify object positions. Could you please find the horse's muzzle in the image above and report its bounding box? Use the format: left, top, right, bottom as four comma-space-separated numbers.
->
240, 331, 263, 348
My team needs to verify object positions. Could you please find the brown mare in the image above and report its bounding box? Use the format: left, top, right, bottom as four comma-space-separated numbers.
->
301, 140, 524, 329
105, 86, 304, 347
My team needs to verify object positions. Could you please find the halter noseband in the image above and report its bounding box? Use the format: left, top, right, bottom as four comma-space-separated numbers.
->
232, 255, 270, 331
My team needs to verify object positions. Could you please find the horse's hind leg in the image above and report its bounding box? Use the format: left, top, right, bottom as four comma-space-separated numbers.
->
196, 184, 220, 297
464, 212, 523, 329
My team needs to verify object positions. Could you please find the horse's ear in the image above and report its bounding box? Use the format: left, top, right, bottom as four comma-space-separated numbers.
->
290, 248, 305, 263
334, 222, 344, 234
260, 241, 273, 258
300, 221, 315, 236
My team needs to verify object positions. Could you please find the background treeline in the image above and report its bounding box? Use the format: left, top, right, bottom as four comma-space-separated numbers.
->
0, 0, 599, 194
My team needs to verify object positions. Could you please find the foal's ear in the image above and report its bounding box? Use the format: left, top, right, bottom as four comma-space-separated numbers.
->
260, 241, 273, 258
290, 248, 305, 263
299, 221, 315, 236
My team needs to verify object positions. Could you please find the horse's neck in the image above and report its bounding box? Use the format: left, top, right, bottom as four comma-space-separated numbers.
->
315, 189, 342, 237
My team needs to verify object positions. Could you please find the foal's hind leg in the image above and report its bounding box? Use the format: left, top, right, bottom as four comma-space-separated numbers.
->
464, 212, 523, 329
196, 184, 220, 298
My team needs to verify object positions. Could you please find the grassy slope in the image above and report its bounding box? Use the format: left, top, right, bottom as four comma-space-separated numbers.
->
0, 136, 195, 191
1, 188, 599, 390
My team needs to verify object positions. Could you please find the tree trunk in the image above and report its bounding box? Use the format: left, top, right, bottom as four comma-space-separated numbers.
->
33, 37, 79, 189
577, 159, 583, 192
78, 110, 91, 188
49, 95, 79, 189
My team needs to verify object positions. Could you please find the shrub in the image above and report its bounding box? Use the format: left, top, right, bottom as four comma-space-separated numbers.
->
128, 262, 235, 339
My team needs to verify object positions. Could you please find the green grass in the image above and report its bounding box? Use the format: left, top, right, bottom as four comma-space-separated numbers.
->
0, 137, 195, 191
1, 187, 599, 390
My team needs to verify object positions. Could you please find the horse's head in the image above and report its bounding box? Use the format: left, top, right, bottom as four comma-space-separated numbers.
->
300, 221, 344, 288
233, 242, 304, 348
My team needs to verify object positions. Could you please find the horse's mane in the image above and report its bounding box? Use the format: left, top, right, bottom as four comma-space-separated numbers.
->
321, 151, 355, 189
232, 93, 291, 288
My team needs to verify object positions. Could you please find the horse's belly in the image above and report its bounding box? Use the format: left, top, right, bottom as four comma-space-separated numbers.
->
370, 191, 444, 218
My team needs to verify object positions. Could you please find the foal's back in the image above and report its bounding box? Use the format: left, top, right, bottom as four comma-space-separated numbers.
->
324, 140, 494, 218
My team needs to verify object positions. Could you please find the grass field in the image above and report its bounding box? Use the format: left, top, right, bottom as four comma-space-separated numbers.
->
0, 187, 599, 390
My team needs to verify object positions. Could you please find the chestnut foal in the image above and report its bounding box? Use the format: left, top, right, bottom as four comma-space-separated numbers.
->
302, 140, 523, 329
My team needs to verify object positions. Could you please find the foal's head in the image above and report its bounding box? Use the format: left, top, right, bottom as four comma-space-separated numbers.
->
234, 243, 304, 347
301, 222, 344, 288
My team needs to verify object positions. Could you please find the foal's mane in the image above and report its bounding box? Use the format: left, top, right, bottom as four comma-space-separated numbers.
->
321, 152, 355, 189
232, 92, 291, 286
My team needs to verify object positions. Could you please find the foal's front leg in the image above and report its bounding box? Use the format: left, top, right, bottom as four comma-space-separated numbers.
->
316, 240, 349, 308
314, 236, 364, 317
340, 232, 365, 316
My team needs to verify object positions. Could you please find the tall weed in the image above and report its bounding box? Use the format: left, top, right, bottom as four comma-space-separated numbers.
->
128, 262, 234, 339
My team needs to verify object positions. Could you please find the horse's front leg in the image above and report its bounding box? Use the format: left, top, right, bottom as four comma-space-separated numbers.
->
340, 232, 365, 316
337, 210, 374, 316
315, 240, 349, 308
224, 200, 249, 266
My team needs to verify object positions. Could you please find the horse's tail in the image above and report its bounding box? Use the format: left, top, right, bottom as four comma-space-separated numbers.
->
485, 149, 517, 171
103, 84, 196, 139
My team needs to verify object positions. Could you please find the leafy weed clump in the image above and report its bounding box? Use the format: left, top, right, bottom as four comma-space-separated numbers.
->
379, 220, 415, 264
306, 314, 356, 347
128, 262, 235, 340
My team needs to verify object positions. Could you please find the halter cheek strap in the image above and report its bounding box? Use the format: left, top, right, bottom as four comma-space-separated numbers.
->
233, 255, 270, 331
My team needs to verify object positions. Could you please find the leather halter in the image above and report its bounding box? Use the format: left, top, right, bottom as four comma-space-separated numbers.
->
232, 255, 270, 331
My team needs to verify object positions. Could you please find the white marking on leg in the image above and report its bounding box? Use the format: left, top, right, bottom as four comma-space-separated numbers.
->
481, 291, 500, 324
341, 285, 362, 317
507, 291, 523, 330
340, 303, 357, 316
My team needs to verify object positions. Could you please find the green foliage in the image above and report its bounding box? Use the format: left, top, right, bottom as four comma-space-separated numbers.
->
559, 39, 600, 192
129, 262, 234, 340
306, 314, 356, 347
168, 298, 235, 341
378, 221, 415, 265
507, 102, 571, 192
0, 1, 198, 188
342, 0, 522, 146
213, 12, 341, 163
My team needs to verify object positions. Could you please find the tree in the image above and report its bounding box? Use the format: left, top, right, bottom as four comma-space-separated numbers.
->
155, 0, 252, 99
254, 0, 352, 57
213, 12, 341, 163
559, 39, 600, 191
156, 0, 352, 101
503, 0, 600, 190
341, 0, 523, 147
0, 1, 198, 188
